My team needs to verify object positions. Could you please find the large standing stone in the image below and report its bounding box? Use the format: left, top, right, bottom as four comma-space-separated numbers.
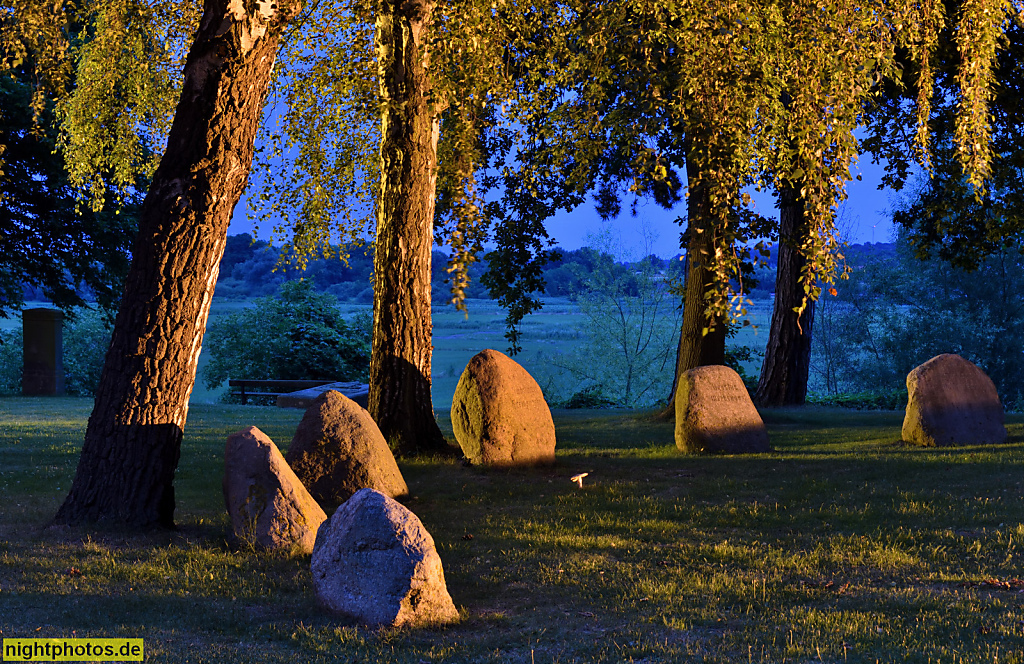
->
22, 308, 64, 395
311, 488, 459, 628
902, 354, 1007, 447
223, 426, 327, 553
675, 365, 770, 454
285, 390, 408, 509
450, 349, 556, 466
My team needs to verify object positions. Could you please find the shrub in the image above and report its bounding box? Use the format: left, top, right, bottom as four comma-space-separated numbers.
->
563, 386, 617, 409
0, 329, 21, 395
809, 234, 1024, 410
724, 341, 761, 393
63, 311, 112, 396
807, 389, 908, 411
202, 280, 371, 390
543, 232, 681, 408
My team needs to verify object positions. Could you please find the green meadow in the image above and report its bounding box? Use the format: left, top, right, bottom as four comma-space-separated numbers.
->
189, 296, 770, 408
6, 295, 770, 408
423, 297, 767, 409
194, 297, 606, 407
1, 398, 1023, 662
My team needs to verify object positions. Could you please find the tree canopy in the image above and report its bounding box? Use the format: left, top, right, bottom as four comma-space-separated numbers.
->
504, 0, 1022, 310
0, 62, 137, 317
889, 15, 1024, 267
5, 0, 1021, 312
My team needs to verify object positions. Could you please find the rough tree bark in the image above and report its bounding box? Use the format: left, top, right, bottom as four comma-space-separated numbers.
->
54, 0, 299, 527
658, 142, 728, 419
369, 0, 448, 455
754, 184, 815, 406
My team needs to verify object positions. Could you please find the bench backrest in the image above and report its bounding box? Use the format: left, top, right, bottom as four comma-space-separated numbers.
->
228, 379, 335, 391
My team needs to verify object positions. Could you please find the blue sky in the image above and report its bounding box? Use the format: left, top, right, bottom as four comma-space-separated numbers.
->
538, 155, 901, 259
228, 152, 906, 259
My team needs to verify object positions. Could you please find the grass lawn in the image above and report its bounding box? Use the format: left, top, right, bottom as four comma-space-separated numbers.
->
1, 398, 1024, 662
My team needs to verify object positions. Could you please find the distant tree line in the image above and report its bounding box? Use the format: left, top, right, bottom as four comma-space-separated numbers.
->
19, 232, 692, 305
20, 232, 902, 309
213, 233, 695, 304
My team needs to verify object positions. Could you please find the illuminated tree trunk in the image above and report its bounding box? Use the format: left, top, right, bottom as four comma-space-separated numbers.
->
754, 184, 815, 406
659, 140, 727, 417
370, 0, 448, 455
54, 0, 298, 527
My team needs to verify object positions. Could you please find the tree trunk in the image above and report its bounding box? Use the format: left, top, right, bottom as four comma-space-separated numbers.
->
369, 0, 448, 455
54, 0, 298, 527
754, 184, 815, 406
657, 147, 727, 419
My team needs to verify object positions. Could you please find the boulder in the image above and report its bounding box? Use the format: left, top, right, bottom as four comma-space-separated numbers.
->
675, 365, 770, 454
311, 488, 459, 628
450, 349, 556, 466
223, 426, 327, 553
902, 353, 1007, 447
285, 390, 408, 510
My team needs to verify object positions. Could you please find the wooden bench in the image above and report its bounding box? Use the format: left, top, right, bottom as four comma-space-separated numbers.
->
227, 379, 335, 405
275, 381, 369, 409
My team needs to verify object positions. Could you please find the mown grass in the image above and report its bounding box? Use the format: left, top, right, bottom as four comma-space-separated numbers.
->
1, 398, 1024, 662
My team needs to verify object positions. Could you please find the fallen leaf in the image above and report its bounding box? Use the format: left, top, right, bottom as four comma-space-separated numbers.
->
980, 578, 1024, 591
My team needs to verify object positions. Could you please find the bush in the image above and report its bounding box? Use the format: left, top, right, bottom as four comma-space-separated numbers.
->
202, 280, 371, 390
807, 389, 908, 411
810, 233, 1024, 410
563, 385, 617, 409
543, 232, 681, 408
63, 311, 112, 396
0, 329, 21, 395
724, 342, 761, 393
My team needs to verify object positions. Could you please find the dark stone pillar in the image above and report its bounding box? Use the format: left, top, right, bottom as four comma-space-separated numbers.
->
23, 308, 64, 395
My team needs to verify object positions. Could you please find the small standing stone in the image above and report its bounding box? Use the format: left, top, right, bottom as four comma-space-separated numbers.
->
286, 391, 408, 510
902, 353, 1007, 447
223, 426, 327, 553
451, 349, 556, 466
311, 488, 459, 628
675, 365, 770, 454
